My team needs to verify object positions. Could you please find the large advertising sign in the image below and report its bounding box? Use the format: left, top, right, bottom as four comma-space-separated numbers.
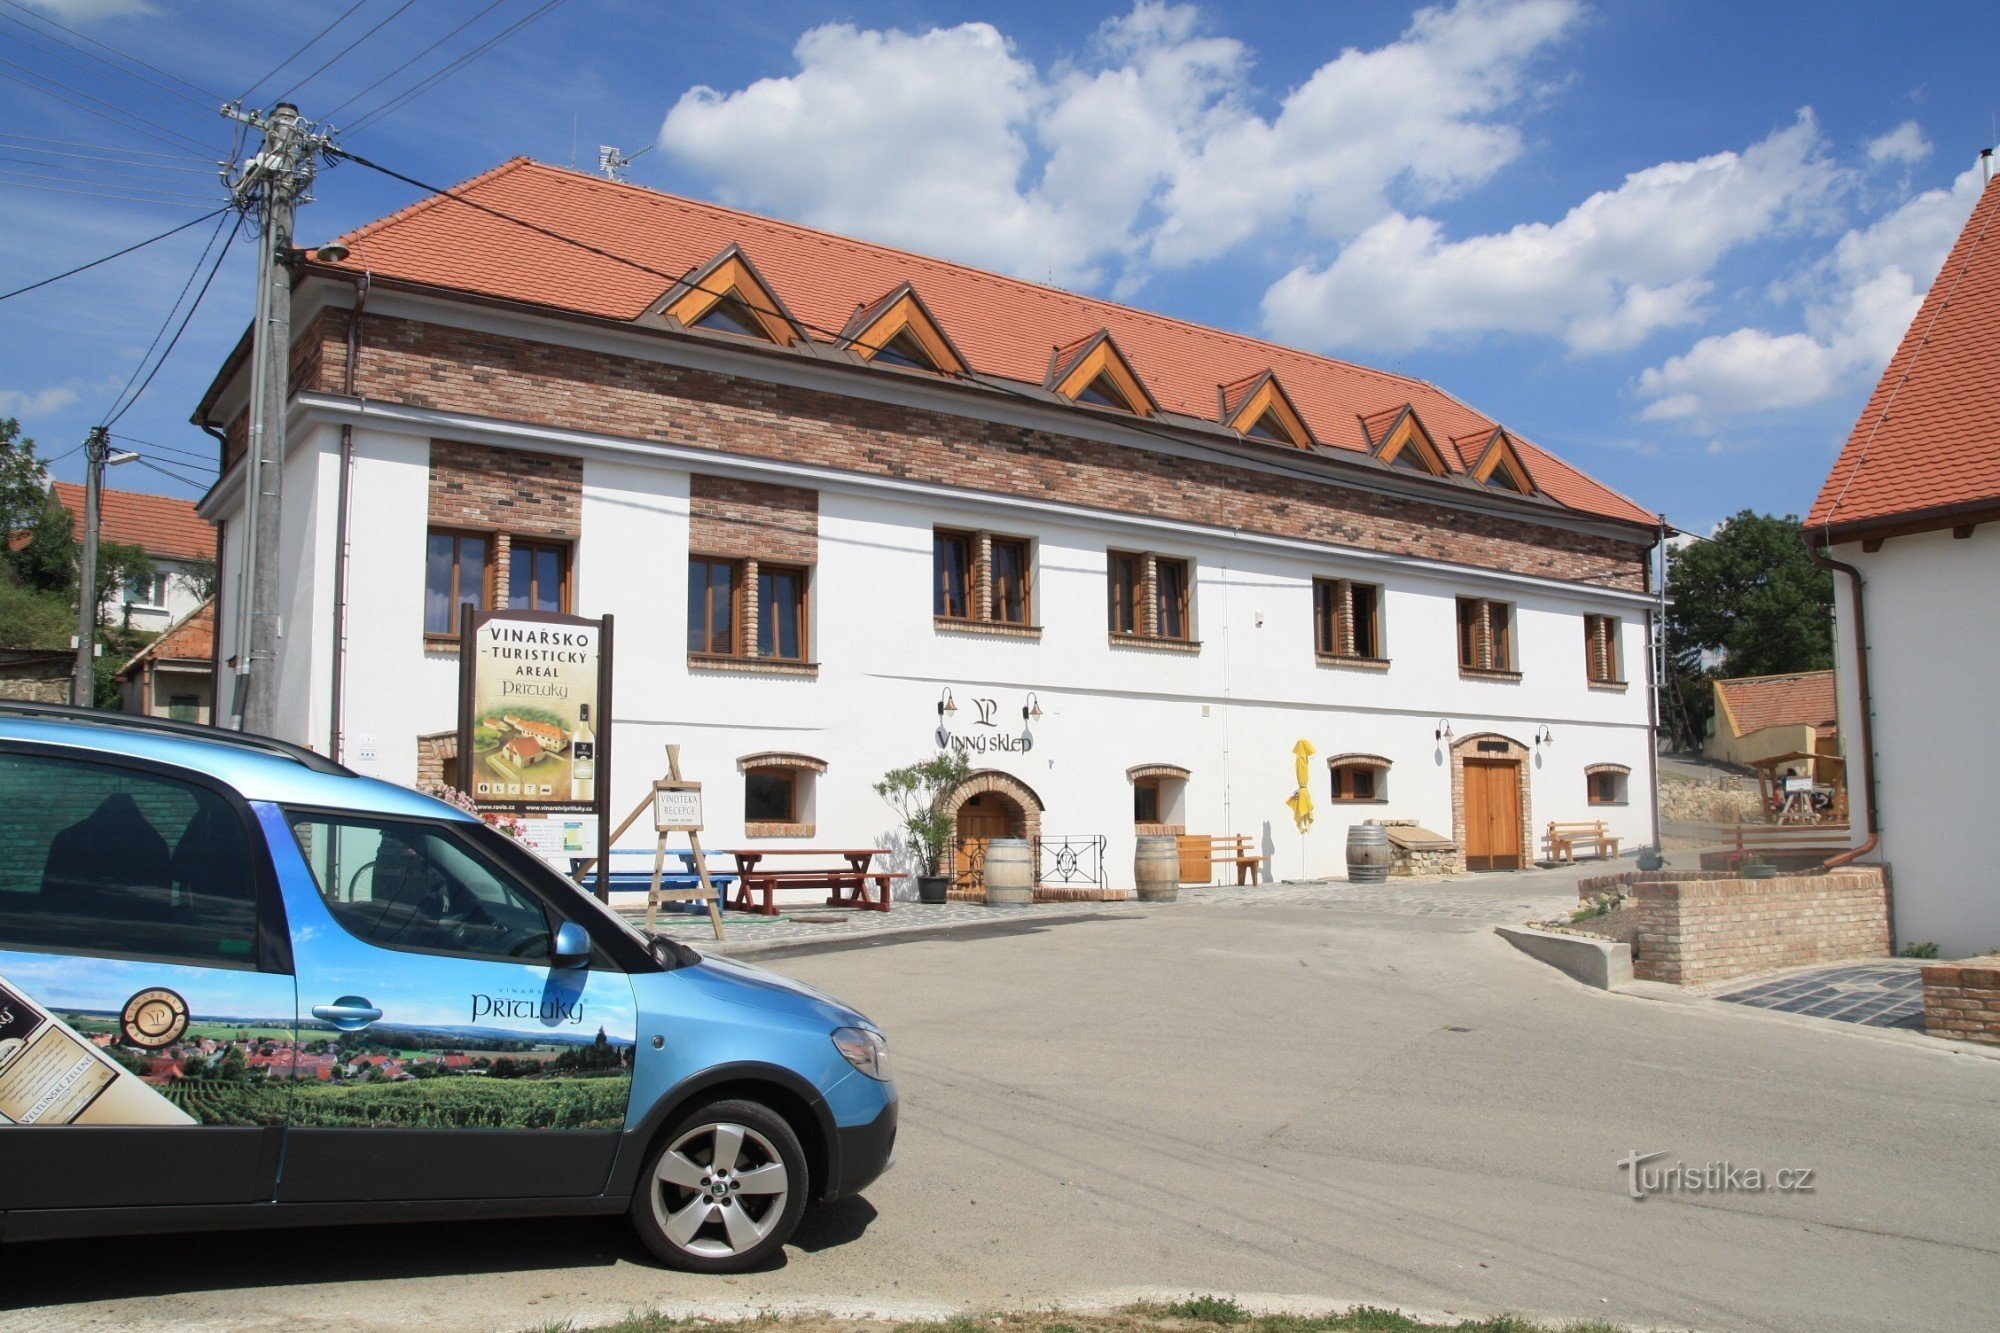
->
458, 608, 615, 893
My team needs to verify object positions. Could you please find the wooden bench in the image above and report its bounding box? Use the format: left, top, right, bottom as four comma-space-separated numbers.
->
1712, 823, 1853, 870
1175, 833, 1266, 885
727, 849, 895, 916
1545, 820, 1621, 864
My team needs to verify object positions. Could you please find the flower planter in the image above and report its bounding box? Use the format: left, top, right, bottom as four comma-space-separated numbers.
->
916, 875, 951, 904
1742, 863, 1778, 880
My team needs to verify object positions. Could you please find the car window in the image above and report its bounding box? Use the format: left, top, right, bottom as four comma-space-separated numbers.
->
287, 812, 556, 964
0, 749, 262, 969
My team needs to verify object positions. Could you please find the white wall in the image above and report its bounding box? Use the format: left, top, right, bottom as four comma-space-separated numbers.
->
1831, 528, 2000, 954
244, 424, 1657, 884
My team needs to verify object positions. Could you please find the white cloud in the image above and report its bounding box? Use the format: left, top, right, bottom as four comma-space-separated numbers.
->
18, 0, 159, 20
1634, 160, 1984, 422
1866, 120, 1932, 167
1260, 112, 1841, 354
657, 0, 1583, 286
0, 386, 80, 417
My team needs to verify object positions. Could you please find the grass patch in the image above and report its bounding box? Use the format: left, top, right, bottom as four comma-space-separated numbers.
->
549, 1303, 1633, 1333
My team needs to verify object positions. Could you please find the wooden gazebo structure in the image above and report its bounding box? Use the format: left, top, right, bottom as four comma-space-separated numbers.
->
1749, 751, 1848, 825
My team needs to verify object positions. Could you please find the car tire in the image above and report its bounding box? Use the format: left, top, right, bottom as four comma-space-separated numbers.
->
629, 1098, 809, 1272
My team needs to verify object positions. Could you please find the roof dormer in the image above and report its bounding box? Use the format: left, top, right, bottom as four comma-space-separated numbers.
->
646, 244, 802, 346
1220, 370, 1313, 449
1047, 330, 1157, 417
837, 282, 968, 375
1459, 427, 1537, 495
1362, 405, 1448, 477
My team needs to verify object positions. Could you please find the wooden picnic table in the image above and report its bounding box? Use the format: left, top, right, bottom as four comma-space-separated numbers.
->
724, 847, 897, 915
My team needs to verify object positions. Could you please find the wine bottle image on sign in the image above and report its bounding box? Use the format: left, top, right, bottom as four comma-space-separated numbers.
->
0, 974, 194, 1126
570, 703, 596, 803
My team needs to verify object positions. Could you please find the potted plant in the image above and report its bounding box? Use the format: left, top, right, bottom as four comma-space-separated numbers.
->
1740, 853, 1777, 880
875, 750, 972, 903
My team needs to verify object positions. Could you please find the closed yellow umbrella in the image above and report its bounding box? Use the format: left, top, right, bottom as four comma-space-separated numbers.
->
1287, 738, 1316, 832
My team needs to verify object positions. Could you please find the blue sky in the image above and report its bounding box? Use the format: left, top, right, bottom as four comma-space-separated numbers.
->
1, 0, 1996, 535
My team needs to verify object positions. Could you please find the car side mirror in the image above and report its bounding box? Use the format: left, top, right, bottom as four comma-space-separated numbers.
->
552, 920, 591, 969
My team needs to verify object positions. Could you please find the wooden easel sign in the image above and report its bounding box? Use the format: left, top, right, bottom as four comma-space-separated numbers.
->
653, 780, 703, 832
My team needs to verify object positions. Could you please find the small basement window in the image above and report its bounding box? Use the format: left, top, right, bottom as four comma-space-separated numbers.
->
1586, 765, 1630, 806
1328, 755, 1391, 802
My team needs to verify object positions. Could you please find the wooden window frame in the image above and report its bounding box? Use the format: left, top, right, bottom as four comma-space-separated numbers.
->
1584, 613, 1623, 685
687, 555, 741, 657
507, 538, 573, 615
757, 562, 811, 663
1313, 578, 1384, 661
934, 529, 974, 620
1329, 764, 1387, 802
1109, 550, 1196, 646
935, 527, 1036, 631
1587, 770, 1628, 806
1108, 550, 1143, 636
1154, 556, 1192, 642
1133, 777, 1162, 825
1456, 596, 1516, 676
990, 536, 1032, 626
425, 527, 495, 640
744, 767, 798, 823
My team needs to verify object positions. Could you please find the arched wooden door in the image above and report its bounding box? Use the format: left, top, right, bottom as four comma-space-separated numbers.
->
1462, 758, 1524, 871
953, 792, 1024, 895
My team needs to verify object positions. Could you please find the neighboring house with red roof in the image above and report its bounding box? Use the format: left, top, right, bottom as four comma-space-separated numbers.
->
40, 481, 214, 633
1808, 156, 2000, 954
1704, 670, 1840, 771
194, 160, 1664, 880
114, 598, 215, 724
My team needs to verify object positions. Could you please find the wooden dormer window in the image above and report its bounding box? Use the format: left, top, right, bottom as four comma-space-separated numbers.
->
1368, 407, 1447, 476
1468, 429, 1537, 496
1221, 371, 1313, 448
651, 245, 801, 346
841, 283, 969, 375
692, 296, 772, 340
1050, 331, 1157, 417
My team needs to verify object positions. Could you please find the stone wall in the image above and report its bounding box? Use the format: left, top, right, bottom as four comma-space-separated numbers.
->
1921, 960, 2000, 1046
1631, 868, 1890, 986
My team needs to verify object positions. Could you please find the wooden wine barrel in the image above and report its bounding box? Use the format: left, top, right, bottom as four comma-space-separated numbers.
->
1135, 833, 1180, 901
983, 838, 1034, 905
1346, 823, 1393, 883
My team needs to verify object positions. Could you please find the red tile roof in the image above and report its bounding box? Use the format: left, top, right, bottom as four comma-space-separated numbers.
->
117, 599, 214, 676
324, 159, 1656, 529
1713, 670, 1837, 739
49, 482, 214, 561
1810, 175, 2000, 536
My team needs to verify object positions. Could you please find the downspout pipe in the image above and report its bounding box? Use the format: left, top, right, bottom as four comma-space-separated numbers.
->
328, 269, 369, 764
1642, 523, 1667, 865
1808, 539, 1881, 886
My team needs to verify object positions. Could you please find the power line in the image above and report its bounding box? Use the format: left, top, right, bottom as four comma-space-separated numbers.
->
324, 0, 505, 121
0, 162, 213, 198
104, 209, 236, 424
0, 132, 207, 163
238, 0, 369, 103
0, 62, 219, 159
104, 214, 243, 428
0, 0, 223, 108
132, 456, 215, 490
0, 11, 222, 128
0, 208, 227, 298
0, 145, 215, 176
0, 175, 218, 209
109, 432, 220, 467
345, 0, 570, 135
278, 0, 419, 102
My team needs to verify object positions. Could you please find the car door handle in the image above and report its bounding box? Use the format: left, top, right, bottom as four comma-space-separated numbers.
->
311, 997, 383, 1031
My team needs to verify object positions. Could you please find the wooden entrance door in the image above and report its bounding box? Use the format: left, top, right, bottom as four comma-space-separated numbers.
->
953, 793, 1020, 894
1463, 759, 1523, 871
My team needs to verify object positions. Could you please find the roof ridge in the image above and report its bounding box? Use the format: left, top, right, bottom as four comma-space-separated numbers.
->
1715, 668, 1834, 685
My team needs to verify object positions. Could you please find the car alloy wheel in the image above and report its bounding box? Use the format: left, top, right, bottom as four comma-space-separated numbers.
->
632, 1098, 807, 1271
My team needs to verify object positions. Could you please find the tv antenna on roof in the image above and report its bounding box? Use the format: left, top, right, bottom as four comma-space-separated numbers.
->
598, 143, 653, 182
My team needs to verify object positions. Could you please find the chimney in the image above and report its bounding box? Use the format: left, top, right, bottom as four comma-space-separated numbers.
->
1983, 147, 1994, 186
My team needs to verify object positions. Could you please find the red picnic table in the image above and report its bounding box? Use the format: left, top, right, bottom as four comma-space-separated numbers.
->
724, 847, 896, 916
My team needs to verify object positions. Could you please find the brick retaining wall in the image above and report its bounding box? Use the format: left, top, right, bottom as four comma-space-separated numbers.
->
1921, 961, 2000, 1046
1631, 868, 1890, 986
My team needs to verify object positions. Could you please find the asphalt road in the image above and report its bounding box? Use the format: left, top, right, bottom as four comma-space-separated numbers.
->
5, 883, 1998, 1332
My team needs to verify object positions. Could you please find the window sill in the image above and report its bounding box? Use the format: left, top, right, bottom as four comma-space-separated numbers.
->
1108, 632, 1201, 654
1316, 653, 1391, 671
935, 616, 1043, 641
1586, 800, 1629, 808
1458, 667, 1523, 683
1588, 679, 1630, 692
745, 822, 815, 838
1329, 797, 1391, 805
1135, 823, 1186, 836
687, 654, 820, 678
424, 635, 461, 654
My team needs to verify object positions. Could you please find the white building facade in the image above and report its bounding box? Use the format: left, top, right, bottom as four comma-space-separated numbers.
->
196, 163, 1662, 888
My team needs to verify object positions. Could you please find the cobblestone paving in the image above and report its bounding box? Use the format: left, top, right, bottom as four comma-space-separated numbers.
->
1714, 960, 1929, 1030
624, 872, 1580, 953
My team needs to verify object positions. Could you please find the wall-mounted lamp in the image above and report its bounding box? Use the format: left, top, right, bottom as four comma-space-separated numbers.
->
1534, 724, 1555, 750
1434, 718, 1454, 745
937, 687, 957, 719
1022, 691, 1043, 722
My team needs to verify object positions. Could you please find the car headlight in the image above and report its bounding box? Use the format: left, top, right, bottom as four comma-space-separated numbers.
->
832, 1026, 892, 1081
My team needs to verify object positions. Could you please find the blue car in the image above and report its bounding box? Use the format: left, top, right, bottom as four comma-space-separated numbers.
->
0, 704, 895, 1272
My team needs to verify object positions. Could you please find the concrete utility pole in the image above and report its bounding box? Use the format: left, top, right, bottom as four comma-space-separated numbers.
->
70, 427, 108, 707
224, 101, 328, 735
